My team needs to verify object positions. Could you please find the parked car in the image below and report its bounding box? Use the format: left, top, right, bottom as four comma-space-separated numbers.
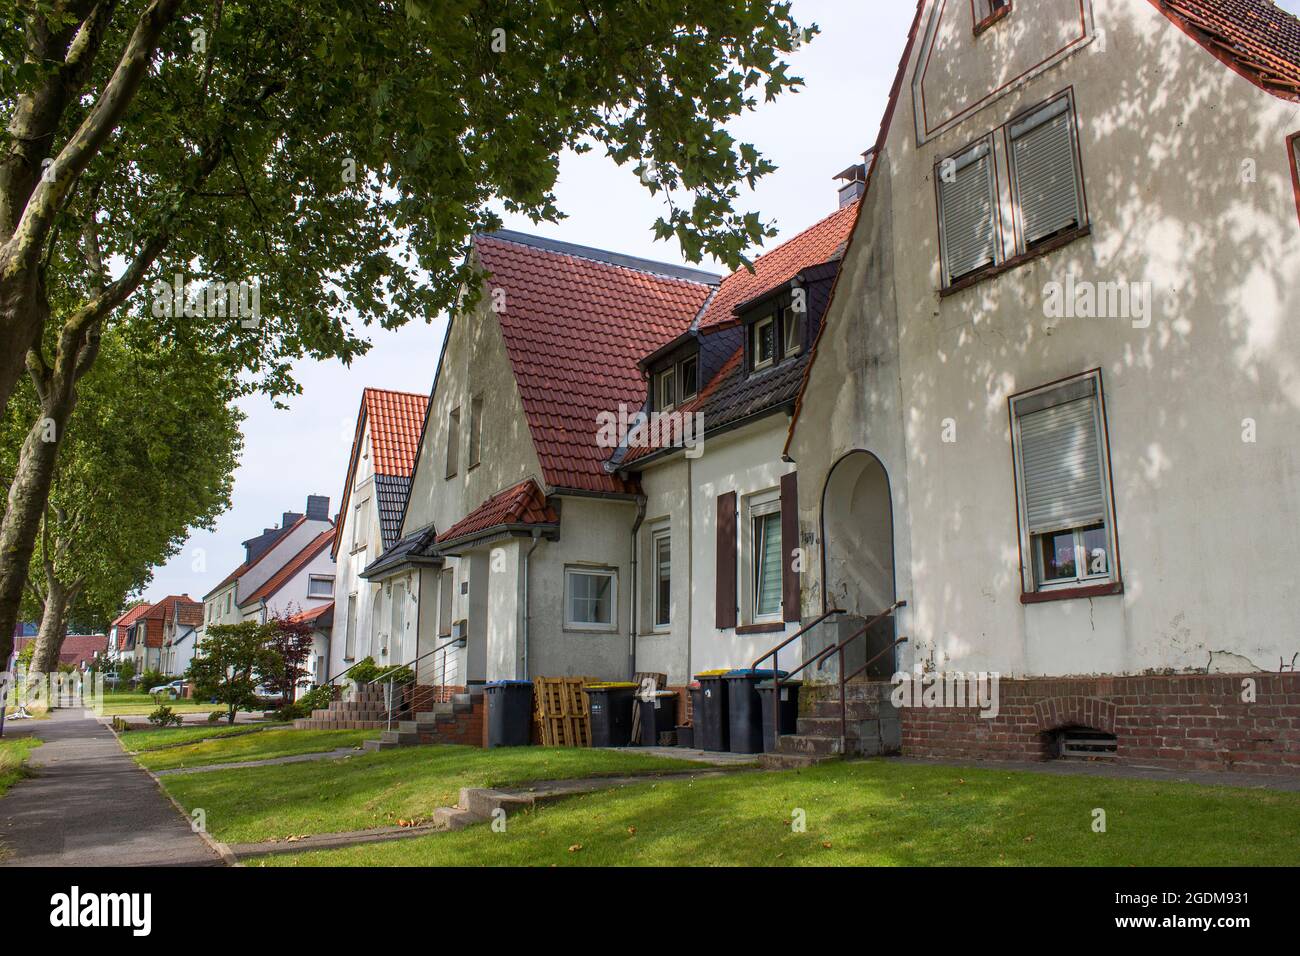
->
148, 679, 186, 699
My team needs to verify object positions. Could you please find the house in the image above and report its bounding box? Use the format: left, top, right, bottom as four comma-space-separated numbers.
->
159, 597, 206, 676
11, 634, 107, 671
126, 595, 201, 674
287, 601, 334, 686
326, 388, 428, 681
107, 604, 150, 664
339, 196, 857, 707
199, 496, 333, 640
783, 0, 1300, 774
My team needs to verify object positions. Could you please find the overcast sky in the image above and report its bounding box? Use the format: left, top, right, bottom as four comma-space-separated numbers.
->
140, 0, 1300, 606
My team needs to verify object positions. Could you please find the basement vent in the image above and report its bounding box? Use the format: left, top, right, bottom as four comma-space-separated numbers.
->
1055, 728, 1117, 760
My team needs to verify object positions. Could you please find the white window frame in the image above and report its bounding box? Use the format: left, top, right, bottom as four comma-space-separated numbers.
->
467, 395, 483, 470
656, 367, 677, 412
344, 593, 358, 660
1010, 370, 1119, 594
564, 567, 618, 632
352, 500, 370, 553
742, 489, 783, 624
307, 574, 334, 598
752, 315, 776, 370
1007, 92, 1085, 255
679, 354, 699, 402
445, 407, 460, 478
652, 527, 671, 630
782, 306, 801, 357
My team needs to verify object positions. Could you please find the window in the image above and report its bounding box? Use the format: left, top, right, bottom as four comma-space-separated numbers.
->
679, 355, 699, 402
438, 569, 454, 637
653, 529, 671, 629
467, 395, 483, 469
743, 491, 782, 622
752, 315, 777, 370
656, 367, 676, 412
974, 0, 1011, 33
344, 594, 357, 659
783, 307, 801, 357
390, 581, 406, 655
1010, 371, 1118, 594
1009, 95, 1084, 252
565, 568, 617, 631
937, 137, 998, 286
352, 500, 370, 552
225, 592, 232, 614
307, 575, 334, 598
1289, 132, 1300, 228
445, 407, 460, 478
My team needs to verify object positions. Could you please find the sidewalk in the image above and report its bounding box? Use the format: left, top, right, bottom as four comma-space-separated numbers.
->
0, 710, 223, 866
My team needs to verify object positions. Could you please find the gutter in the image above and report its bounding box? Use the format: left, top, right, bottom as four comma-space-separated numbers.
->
629, 496, 647, 680
521, 531, 543, 680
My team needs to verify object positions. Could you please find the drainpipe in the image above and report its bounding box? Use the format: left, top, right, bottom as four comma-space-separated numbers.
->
629, 496, 647, 680
521, 531, 542, 680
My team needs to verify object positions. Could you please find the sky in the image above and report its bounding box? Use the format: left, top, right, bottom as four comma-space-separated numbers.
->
140, 0, 1300, 605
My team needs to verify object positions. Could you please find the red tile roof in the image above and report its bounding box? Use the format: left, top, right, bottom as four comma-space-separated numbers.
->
13, 634, 107, 668
207, 515, 308, 598
363, 388, 428, 476
142, 594, 202, 629
239, 527, 335, 609
436, 479, 559, 546
474, 235, 716, 493
1155, 0, 1300, 99
111, 602, 151, 632
287, 601, 334, 626
697, 200, 859, 331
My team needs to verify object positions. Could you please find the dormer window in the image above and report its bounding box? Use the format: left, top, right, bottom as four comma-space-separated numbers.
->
752, 315, 777, 370
680, 355, 699, 402
783, 309, 801, 357
656, 367, 677, 412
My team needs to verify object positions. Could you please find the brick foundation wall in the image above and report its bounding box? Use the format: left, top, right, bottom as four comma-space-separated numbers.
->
899, 673, 1300, 776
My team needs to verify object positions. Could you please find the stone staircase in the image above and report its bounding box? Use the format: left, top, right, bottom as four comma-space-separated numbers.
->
292, 684, 396, 730
760, 681, 901, 769
362, 692, 485, 752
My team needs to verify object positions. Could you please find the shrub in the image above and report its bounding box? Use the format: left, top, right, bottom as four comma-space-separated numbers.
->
139, 669, 168, 691
116, 659, 137, 682
346, 657, 413, 686
207, 711, 224, 723
148, 705, 183, 727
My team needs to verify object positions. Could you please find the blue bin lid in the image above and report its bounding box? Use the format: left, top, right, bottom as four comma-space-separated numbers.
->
723, 668, 789, 679
484, 680, 533, 688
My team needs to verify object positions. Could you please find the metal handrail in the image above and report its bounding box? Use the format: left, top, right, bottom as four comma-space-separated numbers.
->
753, 599, 907, 758
370, 637, 464, 730
748, 607, 847, 672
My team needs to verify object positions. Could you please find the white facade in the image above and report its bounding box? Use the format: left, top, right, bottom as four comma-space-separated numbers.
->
788, 0, 1300, 679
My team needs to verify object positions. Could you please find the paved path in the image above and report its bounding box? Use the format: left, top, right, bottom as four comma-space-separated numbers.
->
155, 747, 364, 776
0, 710, 223, 866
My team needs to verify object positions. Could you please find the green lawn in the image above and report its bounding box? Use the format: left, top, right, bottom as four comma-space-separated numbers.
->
0, 737, 40, 798
259, 760, 1300, 867
119, 723, 286, 753
160, 745, 706, 844
134, 728, 378, 772
94, 692, 220, 716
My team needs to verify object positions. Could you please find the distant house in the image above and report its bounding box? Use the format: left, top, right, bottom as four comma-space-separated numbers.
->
127, 595, 201, 674
160, 597, 206, 676
11, 634, 107, 671
287, 601, 334, 686
107, 603, 151, 665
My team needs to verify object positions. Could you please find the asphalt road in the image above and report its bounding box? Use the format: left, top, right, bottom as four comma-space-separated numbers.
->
0, 710, 223, 866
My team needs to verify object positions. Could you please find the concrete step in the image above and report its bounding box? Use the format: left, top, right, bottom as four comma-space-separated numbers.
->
796, 716, 865, 737
805, 699, 882, 720
777, 734, 845, 756
362, 738, 400, 752
433, 806, 482, 831
458, 787, 535, 819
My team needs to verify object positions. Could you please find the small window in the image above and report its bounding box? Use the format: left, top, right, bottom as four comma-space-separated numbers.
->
307, 575, 334, 598
752, 315, 777, 370
1289, 132, 1300, 228
653, 529, 671, 629
783, 308, 801, 357
565, 568, 617, 631
656, 367, 676, 412
467, 396, 483, 469
974, 0, 1011, 33
352, 500, 370, 552
445, 407, 460, 478
438, 569, 454, 638
744, 492, 783, 622
937, 137, 998, 286
679, 355, 699, 401
1011, 371, 1118, 593
344, 593, 357, 659
1009, 95, 1084, 251
225, 592, 232, 614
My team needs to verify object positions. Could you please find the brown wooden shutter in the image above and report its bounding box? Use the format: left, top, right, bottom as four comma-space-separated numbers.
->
716, 492, 737, 629
780, 472, 801, 623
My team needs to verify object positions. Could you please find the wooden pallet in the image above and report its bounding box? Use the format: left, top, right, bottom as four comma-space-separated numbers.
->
533, 676, 593, 747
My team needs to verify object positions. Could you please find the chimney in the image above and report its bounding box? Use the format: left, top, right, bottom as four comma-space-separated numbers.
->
306, 495, 331, 522
281, 510, 303, 529
833, 148, 876, 208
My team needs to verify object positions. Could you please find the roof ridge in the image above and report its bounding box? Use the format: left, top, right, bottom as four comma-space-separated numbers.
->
478, 230, 722, 287
737, 200, 859, 275
363, 386, 429, 400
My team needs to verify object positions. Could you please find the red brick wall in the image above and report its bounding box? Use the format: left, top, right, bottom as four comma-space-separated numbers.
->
900, 673, 1300, 776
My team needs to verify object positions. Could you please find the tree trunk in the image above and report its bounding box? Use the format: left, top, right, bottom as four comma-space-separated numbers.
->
0, 275, 50, 424
0, 384, 79, 670
30, 577, 72, 674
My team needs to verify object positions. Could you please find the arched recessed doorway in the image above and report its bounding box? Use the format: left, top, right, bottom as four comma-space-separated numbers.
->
820, 450, 897, 681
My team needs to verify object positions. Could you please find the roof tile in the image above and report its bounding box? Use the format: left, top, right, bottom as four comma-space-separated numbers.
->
1157, 0, 1300, 98
436, 479, 559, 546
